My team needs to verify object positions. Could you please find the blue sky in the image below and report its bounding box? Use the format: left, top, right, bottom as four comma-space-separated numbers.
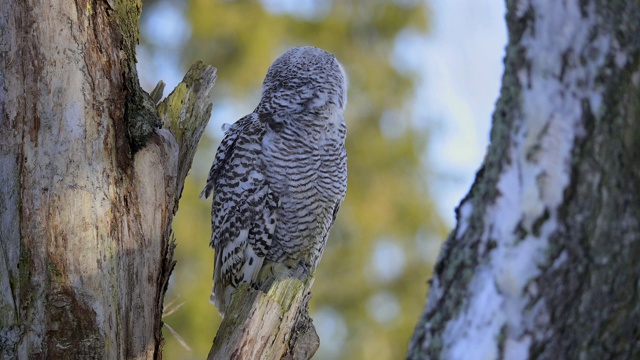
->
419, 0, 507, 224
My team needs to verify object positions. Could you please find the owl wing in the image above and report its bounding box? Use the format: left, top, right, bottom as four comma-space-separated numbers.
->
200, 117, 249, 202
201, 114, 278, 313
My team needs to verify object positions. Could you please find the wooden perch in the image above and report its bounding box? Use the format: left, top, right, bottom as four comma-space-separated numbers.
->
208, 277, 320, 360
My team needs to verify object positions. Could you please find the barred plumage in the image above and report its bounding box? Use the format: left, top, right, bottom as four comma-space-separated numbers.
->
201, 46, 348, 315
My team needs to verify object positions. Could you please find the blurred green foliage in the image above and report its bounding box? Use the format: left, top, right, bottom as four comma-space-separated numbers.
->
140, 0, 447, 359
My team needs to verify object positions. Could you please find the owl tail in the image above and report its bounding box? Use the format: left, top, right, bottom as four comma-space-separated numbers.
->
211, 252, 227, 316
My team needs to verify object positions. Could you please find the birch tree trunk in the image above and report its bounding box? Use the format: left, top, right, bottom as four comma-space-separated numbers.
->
408, 0, 640, 359
0, 1, 215, 358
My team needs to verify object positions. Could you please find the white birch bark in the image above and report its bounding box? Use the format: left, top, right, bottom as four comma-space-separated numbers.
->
408, 0, 640, 359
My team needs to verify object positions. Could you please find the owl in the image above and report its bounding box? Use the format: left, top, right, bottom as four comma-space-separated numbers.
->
201, 46, 348, 315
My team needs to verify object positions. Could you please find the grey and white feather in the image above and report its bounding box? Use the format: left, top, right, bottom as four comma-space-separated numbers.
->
201, 46, 348, 315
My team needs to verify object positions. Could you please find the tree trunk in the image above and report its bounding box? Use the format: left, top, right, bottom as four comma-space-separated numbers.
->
0, 1, 215, 358
408, 1, 640, 359
207, 277, 319, 360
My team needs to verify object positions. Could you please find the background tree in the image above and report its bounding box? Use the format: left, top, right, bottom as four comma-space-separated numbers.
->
138, 1, 448, 359
0, 1, 215, 358
409, 0, 640, 358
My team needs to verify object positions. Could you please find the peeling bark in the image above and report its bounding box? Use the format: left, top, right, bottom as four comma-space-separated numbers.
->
0, 1, 216, 358
408, 1, 640, 359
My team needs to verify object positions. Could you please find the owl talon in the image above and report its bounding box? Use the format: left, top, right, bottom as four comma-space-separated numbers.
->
293, 262, 311, 279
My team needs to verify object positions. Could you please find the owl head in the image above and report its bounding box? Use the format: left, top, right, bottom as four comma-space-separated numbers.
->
259, 46, 348, 114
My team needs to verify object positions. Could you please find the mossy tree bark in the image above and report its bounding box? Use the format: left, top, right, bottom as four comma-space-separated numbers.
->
0, 1, 215, 358
408, 1, 640, 359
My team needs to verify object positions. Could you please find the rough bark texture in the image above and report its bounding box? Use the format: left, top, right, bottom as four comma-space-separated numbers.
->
0, 1, 216, 358
408, 1, 640, 359
208, 277, 319, 360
